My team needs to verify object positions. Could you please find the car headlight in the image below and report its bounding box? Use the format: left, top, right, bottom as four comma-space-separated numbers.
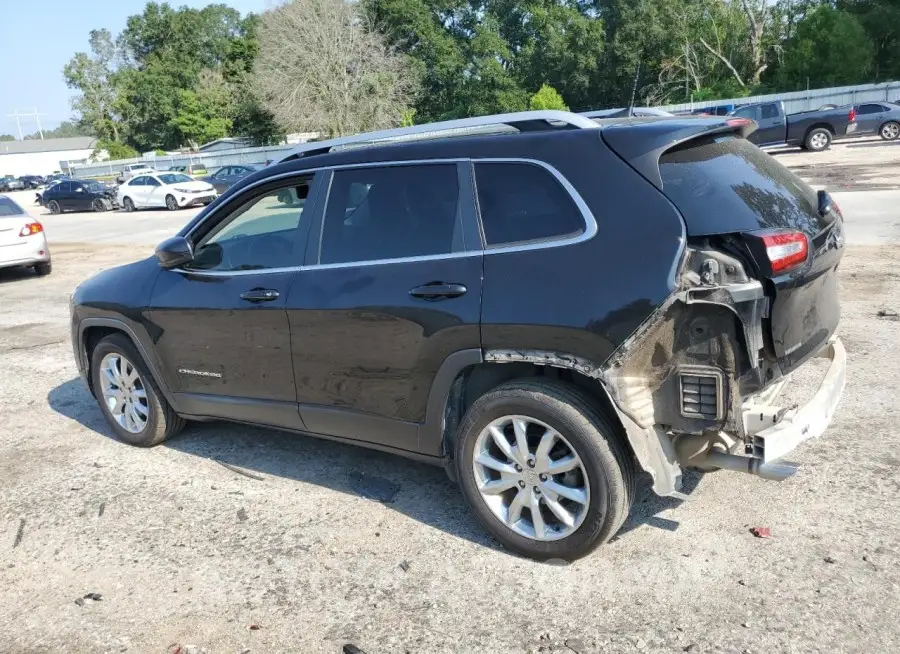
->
174, 187, 191, 193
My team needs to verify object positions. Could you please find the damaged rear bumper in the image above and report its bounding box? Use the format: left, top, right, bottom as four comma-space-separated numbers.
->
744, 336, 846, 465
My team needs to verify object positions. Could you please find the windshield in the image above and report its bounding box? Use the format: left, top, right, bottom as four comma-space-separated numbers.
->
0, 196, 25, 216
158, 173, 193, 185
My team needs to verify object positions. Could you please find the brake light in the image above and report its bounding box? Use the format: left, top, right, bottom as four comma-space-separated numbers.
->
19, 222, 43, 237
849, 107, 857, 123
763, 231, 808, 273
726, 118, 753, 127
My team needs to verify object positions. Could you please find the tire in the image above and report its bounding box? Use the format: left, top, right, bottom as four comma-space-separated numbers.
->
805, 128, 832, 152
880, 121, 900, 141
34, 262, 51, 276
455, 379, 634, 561
89, 333, 185, 447
47, 200, 61, 215
122, 197, 135, 212
165, 194, 179, 211
92, 198, 107, 212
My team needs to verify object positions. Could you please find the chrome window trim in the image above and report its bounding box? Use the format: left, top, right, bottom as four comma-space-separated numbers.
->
174, 157, 597, 277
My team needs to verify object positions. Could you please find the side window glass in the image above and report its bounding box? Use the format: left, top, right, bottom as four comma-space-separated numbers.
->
189, 178, 313, 272
733, 106, 757, 120
146, 177, 161, 187
58, 182, 71, 193
215, 167, 231, 178
474, 163, 586, 247
761, 104, 779, 119
131, 177, 145, 186
859, 104, 881, 115
319, 164, 461, 265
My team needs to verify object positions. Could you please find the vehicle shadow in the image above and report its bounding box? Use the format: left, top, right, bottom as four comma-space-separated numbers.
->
0, 266, 42, 285
47, 377, 697, 557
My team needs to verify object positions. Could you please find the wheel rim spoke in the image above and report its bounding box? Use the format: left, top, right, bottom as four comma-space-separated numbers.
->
473, 414, 590, 542
99, 352, 148, 434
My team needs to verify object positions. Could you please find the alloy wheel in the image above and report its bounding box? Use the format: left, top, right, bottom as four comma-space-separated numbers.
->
166, 195, 178, 211
810, 133, 828, 150
882, 123, 900, 140
99, 353, 149, 434
472, 415, 590, 541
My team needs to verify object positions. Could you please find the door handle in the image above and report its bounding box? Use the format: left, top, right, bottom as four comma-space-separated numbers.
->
409, 282, 467, 300
240, 288, 280, 303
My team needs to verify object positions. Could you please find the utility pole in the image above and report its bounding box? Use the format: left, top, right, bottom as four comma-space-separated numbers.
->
5, 108, 48, 139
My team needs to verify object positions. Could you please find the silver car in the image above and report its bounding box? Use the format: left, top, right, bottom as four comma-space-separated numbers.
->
0, 195, 51, 276
854, 102, 900, 141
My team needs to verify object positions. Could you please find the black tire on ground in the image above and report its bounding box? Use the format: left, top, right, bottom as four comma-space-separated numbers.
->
454, 379, 634, 561
123, 197, 135, 212
34, 262, 51, 276
89, 333, 185, 447
92, 198, 106, 212
880, 121, 900, 141
47, 200, 61, 214
165, 194, 179, 211
805, 127, 833, 152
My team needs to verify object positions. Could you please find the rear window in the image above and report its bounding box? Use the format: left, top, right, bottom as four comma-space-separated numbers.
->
659, 135, 830, 237
0, 196, 24, 216
474, 162, 585, 247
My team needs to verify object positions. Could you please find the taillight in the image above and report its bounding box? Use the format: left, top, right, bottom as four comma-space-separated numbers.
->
763, 231, 808, 273
19, 222, 43, 237
726, 118, 753, 127
849, 107, 857, 123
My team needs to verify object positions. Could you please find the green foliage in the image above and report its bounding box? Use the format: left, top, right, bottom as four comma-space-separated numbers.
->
776, 5, 874, 89
529, 85, 569, 111
400, 108, 416, 127
94, 139, 139, 161
0, 135, 14, 142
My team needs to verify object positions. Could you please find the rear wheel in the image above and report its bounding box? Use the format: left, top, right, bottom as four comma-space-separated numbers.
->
90, 333, 184, 447
34, 262, 51, 276
165, 194, 179, 211
47, 200, 60, 214
881, 121, 900, 141
455, 379, 634, 561
122, 197, 135, 212
805, 128, 832, 152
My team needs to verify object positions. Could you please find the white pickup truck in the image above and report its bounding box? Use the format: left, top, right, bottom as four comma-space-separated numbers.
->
116, 163, 155, 185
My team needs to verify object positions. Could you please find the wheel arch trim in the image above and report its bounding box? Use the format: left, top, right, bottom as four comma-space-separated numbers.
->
78, 317, 181, 412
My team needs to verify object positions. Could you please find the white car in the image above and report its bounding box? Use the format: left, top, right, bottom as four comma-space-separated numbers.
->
117, 172, 218, 212
0, 195, 51, 276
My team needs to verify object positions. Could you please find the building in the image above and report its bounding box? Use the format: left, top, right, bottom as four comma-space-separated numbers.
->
0, 137, 98, 176
197, 137, 251, 153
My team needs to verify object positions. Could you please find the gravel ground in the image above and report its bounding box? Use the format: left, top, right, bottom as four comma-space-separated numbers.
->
1, 143, 900, 653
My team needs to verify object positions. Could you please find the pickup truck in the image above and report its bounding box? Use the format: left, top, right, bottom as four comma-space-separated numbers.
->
729, 101, 858, 151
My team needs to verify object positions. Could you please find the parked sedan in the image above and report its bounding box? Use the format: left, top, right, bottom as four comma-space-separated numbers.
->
117, 172, 217, 211
201, 164, 262, 193
0, 177, 25, 192
18, 175, 45, 189
0, 195, 51, 276
853, 102, 900, 141
42, 180, 118, 214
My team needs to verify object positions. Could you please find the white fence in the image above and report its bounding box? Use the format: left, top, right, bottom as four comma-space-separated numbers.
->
658, 81, 900, 115
70, 143, 296, 179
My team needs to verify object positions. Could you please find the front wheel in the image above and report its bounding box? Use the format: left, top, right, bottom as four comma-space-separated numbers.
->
165, 194, 179, 211
92, 198, 107, 212
90, 333, 185, 446
455, 379, 634, 561
805, 128, 833, 152
881, 121, 900, 141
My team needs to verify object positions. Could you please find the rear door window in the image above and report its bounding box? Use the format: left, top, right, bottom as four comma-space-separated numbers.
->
659, 135, 831, 237
761, 104, 779, 119
319, 164, 462, 265
858, 104, 884, 115
474, 162, 585, 247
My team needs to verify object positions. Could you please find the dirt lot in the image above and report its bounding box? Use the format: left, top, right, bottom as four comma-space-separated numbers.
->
2, 141, 900, 653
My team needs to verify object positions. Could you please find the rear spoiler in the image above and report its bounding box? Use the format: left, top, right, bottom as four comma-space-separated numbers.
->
600, 117, 757, 190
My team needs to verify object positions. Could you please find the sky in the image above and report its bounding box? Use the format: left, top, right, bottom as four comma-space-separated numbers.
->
0, 0, 267, 138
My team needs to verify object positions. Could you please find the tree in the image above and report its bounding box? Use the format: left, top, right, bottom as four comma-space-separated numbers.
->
92, 139, 139, 161
0, 135, 14, 142
172, 70, 233, 146
63, 29, 123, 142
253, 0, 419, 137
529, 85, 569, 111
776, 6, 874, 89
839, 0, 900, 80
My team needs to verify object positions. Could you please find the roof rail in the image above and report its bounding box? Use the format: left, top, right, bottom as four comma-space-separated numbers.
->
276, 110, 599, 163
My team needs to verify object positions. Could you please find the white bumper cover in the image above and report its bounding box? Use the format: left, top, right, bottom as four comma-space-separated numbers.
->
744, 336, 847, 463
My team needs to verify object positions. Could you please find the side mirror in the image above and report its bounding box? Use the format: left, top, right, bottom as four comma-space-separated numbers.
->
817, 190, 832, 217
155, 236, 194, 269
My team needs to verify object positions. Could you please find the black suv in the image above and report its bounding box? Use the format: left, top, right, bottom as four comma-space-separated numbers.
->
70, 110, 846, 560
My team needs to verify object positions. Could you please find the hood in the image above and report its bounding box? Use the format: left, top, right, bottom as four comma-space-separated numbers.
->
171, 180, 216, 193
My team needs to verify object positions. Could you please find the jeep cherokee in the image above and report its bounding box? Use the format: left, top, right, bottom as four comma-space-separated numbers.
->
70, 110, 846, 560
